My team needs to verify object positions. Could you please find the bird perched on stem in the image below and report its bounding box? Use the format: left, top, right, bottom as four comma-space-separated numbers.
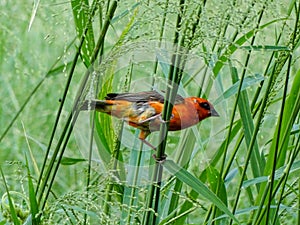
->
81, 91, 219, 149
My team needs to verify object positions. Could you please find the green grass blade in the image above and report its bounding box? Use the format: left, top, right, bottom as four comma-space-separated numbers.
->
269, 68, 300, 170
60, 157, 86, 165
214, 74, 264, 105
239, 45, 290, 51
0, 167, 21, 225
243, 160, 300, 188
71, 0, 95, 67
165, 129, 196, 217
213, 17, 287, 76
28, 0, 40, 31
203, 165, 228, 223
24, 154, 40, 224
111, 2, 140, 23
163, 160, 239, 224
121, 136, 146, 224
231, 66, 264, 180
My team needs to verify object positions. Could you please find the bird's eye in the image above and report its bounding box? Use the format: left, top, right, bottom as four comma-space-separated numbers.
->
199, 102, 210, 110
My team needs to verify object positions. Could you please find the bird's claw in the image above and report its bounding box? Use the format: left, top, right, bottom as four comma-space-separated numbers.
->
152, 154, 167, 163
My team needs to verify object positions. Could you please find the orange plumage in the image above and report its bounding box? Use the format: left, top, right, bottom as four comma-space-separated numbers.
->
82, 91, 219, 147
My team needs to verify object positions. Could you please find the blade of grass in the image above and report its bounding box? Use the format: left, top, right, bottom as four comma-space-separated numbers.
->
143, 1, 186, 224
239, 45, 289, 51
253, 7, 300, 222
120, 137, 147, 224
0, 40, 75, 144
28, 0, 40, 31
0, 167, 21, 225
163, 160, 239, 224
214, 74, 265, 105
24, 153, 40, 224
21, 122, 40, 223
242, 160, 300, 189
265, 50, 293, 224
212, 17, 287, 77
71, 0, 95, 67
166, 129, 195, 217
231, 66, 263, 184
229, 51, 279, 225
37, 0, 119, 210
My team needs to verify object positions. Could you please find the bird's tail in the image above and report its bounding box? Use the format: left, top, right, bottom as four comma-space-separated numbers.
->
81, 99, 112, 113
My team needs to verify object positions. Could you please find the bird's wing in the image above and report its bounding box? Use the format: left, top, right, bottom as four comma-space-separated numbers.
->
105, 91, 184, 104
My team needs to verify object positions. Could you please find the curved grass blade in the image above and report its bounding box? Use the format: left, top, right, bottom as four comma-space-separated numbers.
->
268, 68, 300, 171
239, 45, 290, 51
242, 160, 300, 188
0, 34, 75, 144
163, 160, 240, 224
213, 17, 288, 76
214, 74, 264, 105
0, 167, 21, 225
24, 154, 40, 224
71, 0, 95, 67
28, 0, 40, 31
231, 66, 263, 182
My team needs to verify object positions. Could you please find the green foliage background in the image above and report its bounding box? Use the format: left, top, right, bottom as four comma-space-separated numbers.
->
1, 0, 300, 224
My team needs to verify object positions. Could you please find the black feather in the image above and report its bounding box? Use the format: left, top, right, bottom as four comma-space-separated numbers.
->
105, 91, 184, 104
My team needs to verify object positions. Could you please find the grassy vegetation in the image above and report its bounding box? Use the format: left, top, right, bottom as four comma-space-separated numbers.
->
1, 0, 300, 224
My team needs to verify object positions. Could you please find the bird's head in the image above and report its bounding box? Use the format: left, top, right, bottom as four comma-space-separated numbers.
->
190, 97, 219, 120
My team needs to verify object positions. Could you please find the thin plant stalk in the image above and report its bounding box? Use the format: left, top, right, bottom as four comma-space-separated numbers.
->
124, 142, 146, 224
37, 0, 118, 210
36, 0, 100, 196
266, 2, 300, 221
143, 1, 185, 222
265, 52, 292, 224
151, 0, 169, 88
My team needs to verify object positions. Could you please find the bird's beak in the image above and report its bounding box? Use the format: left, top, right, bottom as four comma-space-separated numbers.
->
210, 108, 220, 117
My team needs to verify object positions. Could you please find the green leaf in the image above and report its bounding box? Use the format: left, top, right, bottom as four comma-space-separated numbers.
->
60, 157, 86, 165
210, 121, 242, 167
0, 167, 21, 225
239, 45, 290, 51
231, 66, 264, 181
111, 2, 140, 23
163, 160, 239, 224
204, 166, 228, 205
71, 0, 95, 67
24, 153, 40, 224
121, 131, 147, 225
28, 0, 40, 31
215, 74, 264, 105
265, 68, 300, 173
213, 18, 287, 76
243, 160, 300, 188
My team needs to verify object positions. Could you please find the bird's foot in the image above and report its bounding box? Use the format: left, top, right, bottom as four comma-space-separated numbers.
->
140, 139, 157, 151
152, 154, 167, 163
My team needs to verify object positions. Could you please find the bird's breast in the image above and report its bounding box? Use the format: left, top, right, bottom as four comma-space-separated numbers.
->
169, 103, 200, 131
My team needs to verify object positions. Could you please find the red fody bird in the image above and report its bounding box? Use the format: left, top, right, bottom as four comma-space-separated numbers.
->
82, 91, 219, 148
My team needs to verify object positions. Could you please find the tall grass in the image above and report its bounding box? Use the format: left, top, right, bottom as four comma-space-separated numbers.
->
1, 0, 300, 224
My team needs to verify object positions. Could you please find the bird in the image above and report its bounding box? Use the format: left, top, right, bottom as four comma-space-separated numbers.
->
81, 91, 219, 150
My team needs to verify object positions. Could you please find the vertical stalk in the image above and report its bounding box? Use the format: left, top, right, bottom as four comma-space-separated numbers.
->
103, 61, 133, 218
124, 142, 145, 224
265, 53, 291, 224
266, 2, 300, 222
151, 0, 170, 88
143, 1, 185, 224
37, 0, 118, 211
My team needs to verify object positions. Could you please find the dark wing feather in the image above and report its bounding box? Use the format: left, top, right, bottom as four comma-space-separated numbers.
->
105, 91, 184, 104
